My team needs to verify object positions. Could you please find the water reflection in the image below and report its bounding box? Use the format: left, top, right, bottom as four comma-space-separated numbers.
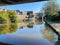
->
0, 25, 9, 34
41, 25, 57, 42
0, 20, 43, 34
27, 22, 34, 28
9, 24, 18, 33
19, 20, 43, 28
0, 20, 58, 45
0, 24, 18, 34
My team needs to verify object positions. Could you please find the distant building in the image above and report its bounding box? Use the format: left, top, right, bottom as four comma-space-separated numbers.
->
0, 8, 43, 21
15, 10, 36, 21
0, 8, 7, 11
26, 11, 36, 21
15, 10, 43, 21
15, 10, 27, 20
27, 11, 34, 18
35, 13, 43, 20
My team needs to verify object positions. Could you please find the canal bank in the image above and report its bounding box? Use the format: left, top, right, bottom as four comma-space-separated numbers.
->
45, 20, 60, 35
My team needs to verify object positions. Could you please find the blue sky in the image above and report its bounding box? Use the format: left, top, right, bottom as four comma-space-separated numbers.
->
0, 0, 60, 12
0, 1, 47, 12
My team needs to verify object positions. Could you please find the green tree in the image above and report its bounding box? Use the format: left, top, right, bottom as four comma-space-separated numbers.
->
7, 10, 17, 23
43, 0, 59, 21
0, 10, 17, 24
0, 11, 8, 24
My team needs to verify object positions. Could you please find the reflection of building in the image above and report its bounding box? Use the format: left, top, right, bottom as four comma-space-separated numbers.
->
18, 22, 35, 28
18, 20, 43, 28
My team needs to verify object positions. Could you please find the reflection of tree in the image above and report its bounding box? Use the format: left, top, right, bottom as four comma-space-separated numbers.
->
9, 24, 18, 33
0, 24, 18, 34
41, 25, 55, 42
0, 25, 9, 34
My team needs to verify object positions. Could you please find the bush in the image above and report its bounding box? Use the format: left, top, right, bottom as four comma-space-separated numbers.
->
0, 10, 17, 24
0, 17, 7, 24
0, 11, 8, 24
7, 10, 17, 23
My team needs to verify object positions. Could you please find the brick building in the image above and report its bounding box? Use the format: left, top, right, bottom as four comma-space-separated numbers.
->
15, 10, 27, 20
15, 10, 36, 21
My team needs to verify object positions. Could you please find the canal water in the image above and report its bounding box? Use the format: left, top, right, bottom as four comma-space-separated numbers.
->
0, 21, 58, 45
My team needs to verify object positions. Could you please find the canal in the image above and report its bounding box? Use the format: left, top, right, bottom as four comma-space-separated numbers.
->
0, 21, 58, 45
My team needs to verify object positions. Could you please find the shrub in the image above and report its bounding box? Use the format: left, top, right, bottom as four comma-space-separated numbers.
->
0, 11, 8, 24
7, 10, 17, 23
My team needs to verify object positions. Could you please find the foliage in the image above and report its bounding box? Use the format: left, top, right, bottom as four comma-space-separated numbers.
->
7, 10, 17, 23
0, 11, 8, 24
0, 10, 17, 24
43, 0, 59, 21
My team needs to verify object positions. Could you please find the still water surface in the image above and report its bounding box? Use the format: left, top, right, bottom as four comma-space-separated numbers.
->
0, 21, 58, 45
